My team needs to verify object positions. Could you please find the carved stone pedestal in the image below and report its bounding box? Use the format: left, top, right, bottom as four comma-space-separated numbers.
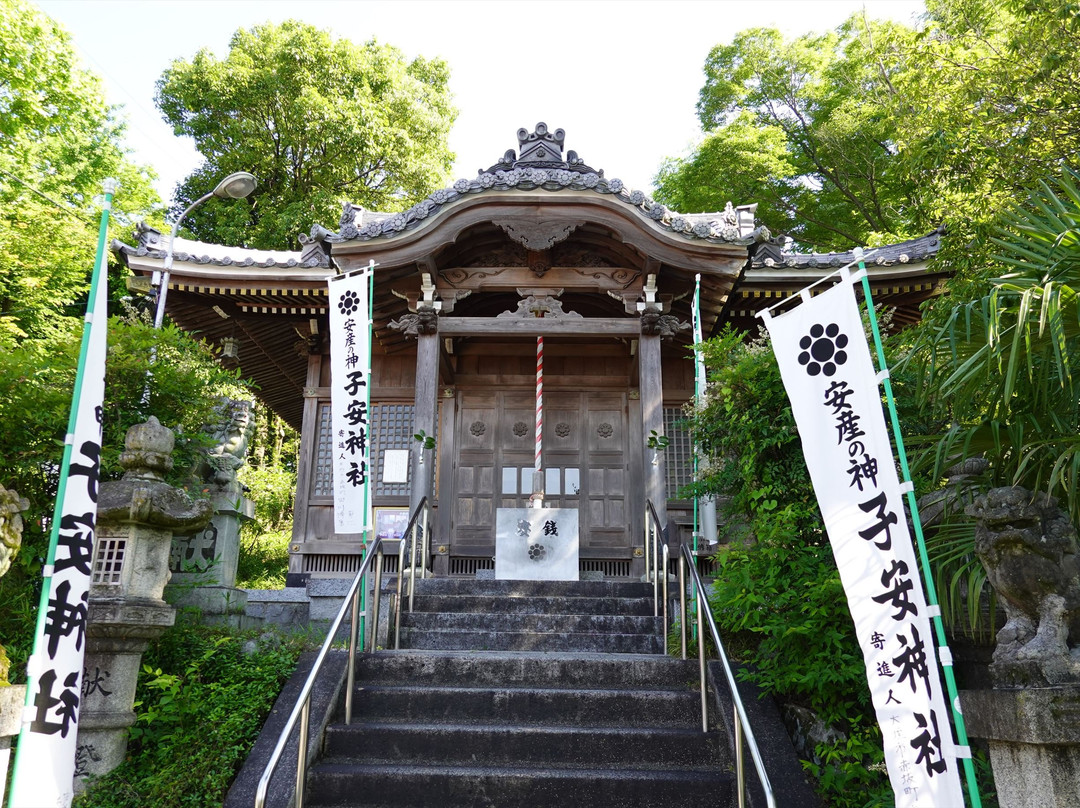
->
167, 399, 255, 626
962, 687, 1080, 808
960, 486, 1080, 808
167, 494, 254, 626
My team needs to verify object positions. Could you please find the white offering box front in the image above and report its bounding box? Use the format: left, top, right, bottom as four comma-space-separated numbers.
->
495, 508, 579, 581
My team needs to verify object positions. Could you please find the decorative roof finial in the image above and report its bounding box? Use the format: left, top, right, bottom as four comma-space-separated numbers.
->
517, 123, 565, 164
482, 122, 600, 176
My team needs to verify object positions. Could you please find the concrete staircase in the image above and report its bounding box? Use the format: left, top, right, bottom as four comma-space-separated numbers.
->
303, 578, 733, 807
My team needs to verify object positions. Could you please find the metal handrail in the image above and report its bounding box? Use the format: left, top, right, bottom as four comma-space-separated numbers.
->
680, 541, 776, 808
644, 501, 668, 636
254, 533, 385, 808
394, 497, 432, 649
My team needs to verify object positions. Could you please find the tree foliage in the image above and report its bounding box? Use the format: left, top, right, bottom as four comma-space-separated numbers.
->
906, 167, 1080, 523
0, 0, 160, 342
236, 402, 299, 589
0, 311, 249, 678
656, 0, 1080, 274
656, 18, 922, 251
155, 19, 458, 250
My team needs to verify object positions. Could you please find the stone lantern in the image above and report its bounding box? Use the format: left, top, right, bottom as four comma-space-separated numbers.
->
76, 417, 213, 782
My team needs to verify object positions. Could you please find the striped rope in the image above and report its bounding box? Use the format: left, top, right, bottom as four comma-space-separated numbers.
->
535, 335, 543, 472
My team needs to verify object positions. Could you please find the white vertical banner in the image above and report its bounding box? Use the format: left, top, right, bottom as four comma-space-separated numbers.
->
328, 264, 373, 534
10, 183, 115, 808
761, 271, 964, 808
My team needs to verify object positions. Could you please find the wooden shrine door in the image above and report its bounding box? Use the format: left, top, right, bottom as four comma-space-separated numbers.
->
449, 389, 630, 561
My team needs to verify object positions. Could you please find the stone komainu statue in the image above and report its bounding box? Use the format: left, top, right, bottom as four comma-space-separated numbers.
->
0, 485, 29, 580
199, 399, 254, 491
966, 486, 1080, 679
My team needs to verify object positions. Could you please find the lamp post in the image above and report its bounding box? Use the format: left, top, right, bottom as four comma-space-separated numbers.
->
152, 171, 257, 329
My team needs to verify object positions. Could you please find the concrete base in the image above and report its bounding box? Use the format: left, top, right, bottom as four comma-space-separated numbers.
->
244, 588, 310, 627
306, 577, 396, 649
166, 584, 248, 627
711, 662, 822, 808
961, 687, 1080, 808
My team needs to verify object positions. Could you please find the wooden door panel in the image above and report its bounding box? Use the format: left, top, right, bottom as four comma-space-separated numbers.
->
451, 388, 631, 554
587, 405, 626, 454
453, 396, 497, 544
583, 402, 629, 548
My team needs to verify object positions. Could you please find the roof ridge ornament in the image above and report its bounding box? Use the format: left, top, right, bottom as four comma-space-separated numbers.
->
517, 123, 565, 163
483, 122, 601, 176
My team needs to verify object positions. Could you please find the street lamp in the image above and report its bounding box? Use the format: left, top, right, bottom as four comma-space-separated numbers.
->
152, 171, 257, 329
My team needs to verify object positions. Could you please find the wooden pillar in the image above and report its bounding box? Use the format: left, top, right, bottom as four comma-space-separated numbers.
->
639, 330, 668, 532
409, 330, 440, 515
288, 352, 322, 584
434, 387, 456, 577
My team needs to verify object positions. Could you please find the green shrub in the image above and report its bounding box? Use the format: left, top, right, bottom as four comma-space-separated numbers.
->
236, 437, 298, 589
74, 623, 305, 808
235, 527, 291, 589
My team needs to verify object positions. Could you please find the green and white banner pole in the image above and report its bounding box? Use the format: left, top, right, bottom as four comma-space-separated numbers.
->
852, 248, 981, 807
690, 274, 708, 641
9, 179, 117, 808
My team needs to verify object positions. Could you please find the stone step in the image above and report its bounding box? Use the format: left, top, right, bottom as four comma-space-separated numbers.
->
397, 627, 664, 654
408, 593, 656, 616
305, 762, 732, 808
409, 578, 653, 599
355, 650, 699, 690
349, 683, 701, 728
400, 611, 663, 636
323, 722, 722, 767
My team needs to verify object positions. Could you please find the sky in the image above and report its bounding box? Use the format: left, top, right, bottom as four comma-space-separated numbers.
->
36, 0, 926, 206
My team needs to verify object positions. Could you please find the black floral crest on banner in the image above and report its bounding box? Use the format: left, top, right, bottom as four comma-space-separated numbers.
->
338, 290, 360, 316
798, 323, 849, 377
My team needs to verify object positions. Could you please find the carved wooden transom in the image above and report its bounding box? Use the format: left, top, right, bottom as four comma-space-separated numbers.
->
494, 219, 582, 251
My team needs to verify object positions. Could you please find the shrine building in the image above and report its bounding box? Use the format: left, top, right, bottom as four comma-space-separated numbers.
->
114, 123, 946, 585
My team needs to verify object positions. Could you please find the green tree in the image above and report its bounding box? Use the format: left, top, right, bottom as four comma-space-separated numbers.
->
887, 0, 1080, 283
155, 19, 458, 250
0, 310, 250, 678
0, 0, 160, 342
236, 402, 299, 588
656, 18, 923, 252
656, 0, 1080, 273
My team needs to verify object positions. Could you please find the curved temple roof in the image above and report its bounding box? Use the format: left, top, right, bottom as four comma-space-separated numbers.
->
113, 122, 947, 428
